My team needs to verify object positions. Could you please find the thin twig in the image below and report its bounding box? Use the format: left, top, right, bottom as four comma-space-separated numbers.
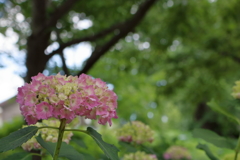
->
37, 0, 78, 36
55, 30, 70, 75
47, 22, 123, 60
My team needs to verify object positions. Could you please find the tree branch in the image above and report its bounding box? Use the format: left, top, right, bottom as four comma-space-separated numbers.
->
78, 0, 158, 75
59, 51, 70, 76
38, 0, 78, 36
55, 30, 70, 75
47, 22, 122, 60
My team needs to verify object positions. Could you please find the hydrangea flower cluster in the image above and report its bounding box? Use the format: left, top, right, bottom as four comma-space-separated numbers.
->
22, 119, 73, 151
123, 151, 158, 160
163, 146, 191, 160
17, 73, 118, 125
116, 121, 154, 144
232, 80, 240, 99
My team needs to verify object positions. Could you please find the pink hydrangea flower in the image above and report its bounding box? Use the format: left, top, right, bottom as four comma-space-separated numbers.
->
36, 102, 53, 119
17, 73, 118, 125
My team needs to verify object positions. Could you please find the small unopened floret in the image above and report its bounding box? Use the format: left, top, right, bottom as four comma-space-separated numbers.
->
116, 121, 154, 144
163, 146, 191, 160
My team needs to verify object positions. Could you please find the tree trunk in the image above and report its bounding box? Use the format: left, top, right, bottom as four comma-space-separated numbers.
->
25, 33, 50, 83
194, 102, 238, 137
26, 1, 50, 160
194, 102, 221, 132
25, 0, 50, 83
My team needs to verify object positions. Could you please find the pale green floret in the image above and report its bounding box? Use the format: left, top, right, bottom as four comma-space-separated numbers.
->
49, 94, 60, 104
58, 93, 68, 101
38, 94, 48, 102
55, 84, 63, 92
62, 83, 76, 95
21, 119, 74, 151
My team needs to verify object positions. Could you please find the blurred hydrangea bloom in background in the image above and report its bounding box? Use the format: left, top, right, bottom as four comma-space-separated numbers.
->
232, 81, 240, 99
16, 73, 118, 126
22, 119, 73, 151
123, 151, 158, 160
116, 121, 154, 144
163, 145, 191, 160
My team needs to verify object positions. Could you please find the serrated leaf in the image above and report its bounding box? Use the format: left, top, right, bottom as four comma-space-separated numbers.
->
192, 128, 235, 149
196, 143, 219, 160
207, 99, 240, 125
2, 152, 31, 160
87, 127, 119, 160
36, 135, 84, 160
0, 126, 38, 152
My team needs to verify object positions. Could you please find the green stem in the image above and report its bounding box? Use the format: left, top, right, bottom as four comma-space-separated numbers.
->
38, 126, 88, 134
64, 128, 88, 134
38, 126, 59, 130
53, 119, 67, 160
235, 153, 238, 160
234, 134, 240, 160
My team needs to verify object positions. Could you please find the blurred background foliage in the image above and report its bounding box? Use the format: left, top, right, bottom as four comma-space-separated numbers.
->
1, 0, 240, 159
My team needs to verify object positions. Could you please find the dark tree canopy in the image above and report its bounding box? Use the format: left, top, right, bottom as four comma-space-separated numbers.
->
0, 0, 157, 82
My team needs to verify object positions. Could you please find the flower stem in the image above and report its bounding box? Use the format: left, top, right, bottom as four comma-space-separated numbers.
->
38, 126, 59, 130
64, 128, 88, 134
53, 119, 67, 160
234, 134, 240, 160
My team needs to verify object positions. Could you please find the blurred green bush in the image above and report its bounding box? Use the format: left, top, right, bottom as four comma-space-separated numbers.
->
0, 116, 24, 138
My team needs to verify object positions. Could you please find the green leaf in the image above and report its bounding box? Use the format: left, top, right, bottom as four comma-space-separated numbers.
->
207, 99, 240, 125
72, 137, 88, 149
192, 128, 235, 149
36, 135, 85, 160
36, 136, 55, 156
87, 127, 119, 160
0, 126, 38, 152
81, 153, 96, 160
196, 143, 219, 160
2, 152, 31, 160
119, 141, 137, 152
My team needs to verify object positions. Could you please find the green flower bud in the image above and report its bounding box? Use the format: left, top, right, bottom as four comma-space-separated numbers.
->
116, 121, 154, 144
163, 146, 191, 160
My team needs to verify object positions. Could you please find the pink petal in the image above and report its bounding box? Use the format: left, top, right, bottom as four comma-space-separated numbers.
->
36, 102, 53, 119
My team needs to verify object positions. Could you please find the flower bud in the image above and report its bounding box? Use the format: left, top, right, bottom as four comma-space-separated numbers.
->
116, 121, 154, 144
163, 146, 191, 160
